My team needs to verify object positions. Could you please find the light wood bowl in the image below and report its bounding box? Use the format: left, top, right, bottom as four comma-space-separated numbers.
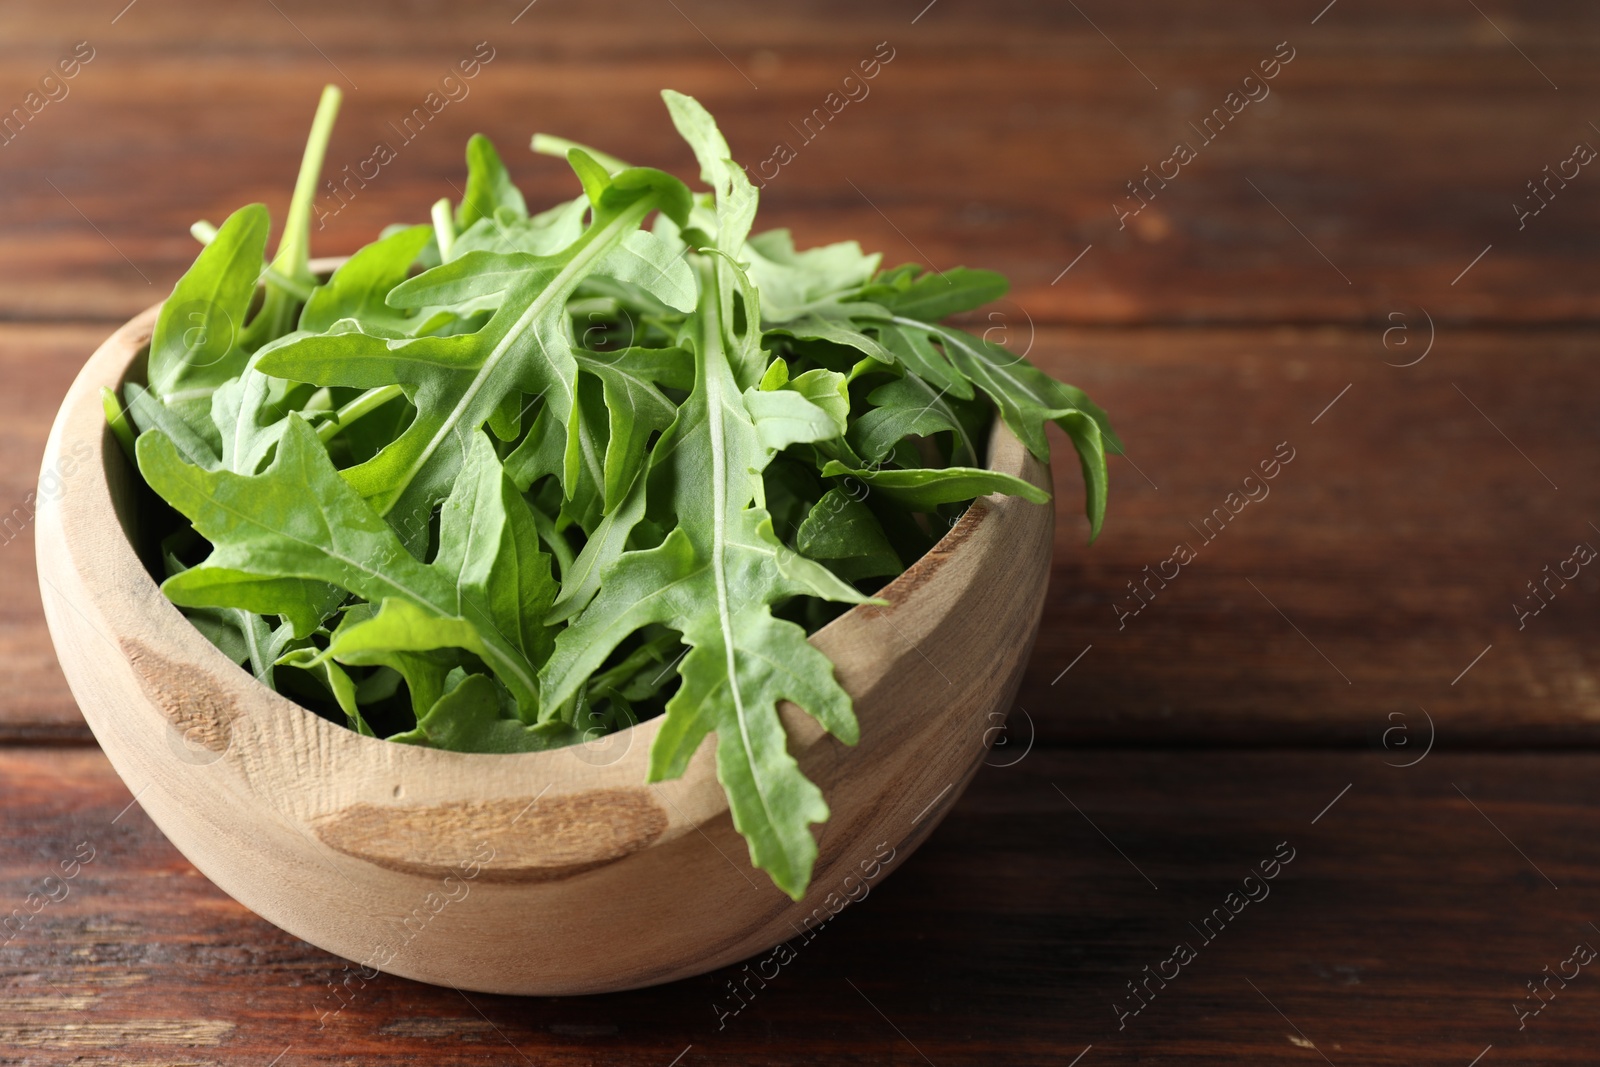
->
35, 279, 1055, 996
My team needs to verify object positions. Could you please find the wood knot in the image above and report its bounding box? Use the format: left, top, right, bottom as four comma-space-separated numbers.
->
312, 789, 671, 883
121, 638, 237, 757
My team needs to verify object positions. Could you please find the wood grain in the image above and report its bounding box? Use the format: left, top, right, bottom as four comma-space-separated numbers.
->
0, 1, 1597, 324
3, 745, 1598, 1065
1021, 323, 1600, 746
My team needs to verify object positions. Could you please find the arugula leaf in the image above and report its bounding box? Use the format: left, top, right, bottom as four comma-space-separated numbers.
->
299, 224, 433, 334
662, 90, 757, 254
795, 489, 902, 581
124, 381, 221, 470
820, 460, 1049, 509
457, 134, 529, 232
876, 317, 1115, 537
857, 265, 1008, 322
574, 346, 693, 512
318, 603, 454, 720
391, 672, 580, 753
277, 646, 374, 736
849, 373, 979, 466
145, 203, 272, 444
138, 416, 545, 710
541, 254, 871, 899
744, 229, 881, 321
453, 195, 588, 258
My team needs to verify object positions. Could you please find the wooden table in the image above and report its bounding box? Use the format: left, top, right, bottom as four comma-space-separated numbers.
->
3, 1, 1597, 1062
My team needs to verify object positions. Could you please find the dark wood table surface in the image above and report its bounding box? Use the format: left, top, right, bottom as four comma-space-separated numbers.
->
3, 1, 1598, 1063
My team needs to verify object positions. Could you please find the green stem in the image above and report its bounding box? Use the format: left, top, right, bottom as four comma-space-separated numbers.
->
316, 384, 404, 443
530, 134, 630, 175
273, 84, 342, 285
430, 197, 456, 261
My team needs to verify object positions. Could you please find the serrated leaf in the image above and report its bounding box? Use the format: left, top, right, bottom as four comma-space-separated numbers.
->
745, 229, 881, 322
434, 432, 559, 669
598, 230, 696, 313
541, 255, 870, 899
277, 646, 374, 735
138, 416, 545, 710
662, 89, 757, 253
575, 346, 692, 512
453, 195, 589, 258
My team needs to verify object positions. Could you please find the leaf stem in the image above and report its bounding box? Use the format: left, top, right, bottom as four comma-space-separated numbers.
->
316, 384, 405, 443
273, 84, 342, 285
430, 197, 456, 261
530, 134, 630, 175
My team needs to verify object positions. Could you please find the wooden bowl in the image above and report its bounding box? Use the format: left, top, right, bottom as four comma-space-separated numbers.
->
35, 283, 1055, 996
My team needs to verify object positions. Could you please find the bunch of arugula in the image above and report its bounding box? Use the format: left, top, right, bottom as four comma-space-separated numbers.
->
109, 86, 1120, 899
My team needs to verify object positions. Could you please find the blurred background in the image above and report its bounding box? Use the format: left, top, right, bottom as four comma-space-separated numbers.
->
3, 2, 1599, 1064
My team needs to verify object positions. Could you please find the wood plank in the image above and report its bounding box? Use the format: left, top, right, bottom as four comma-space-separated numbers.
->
1017, 324, 1600, 746
2, 745, 1597, 1064
0, 1, 1597, 324
0, 326, 101, 743
5, 323, 1598, 746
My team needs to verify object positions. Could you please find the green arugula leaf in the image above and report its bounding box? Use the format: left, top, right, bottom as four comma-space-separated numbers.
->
433, 431, 560, 669
277, 646, 374, 735
541, 255, 871, 899
878, 317, 1116, 537
391, 672, 581, 752
597, 230, 696, 313
850, 373, 979, 466
795, 489, 902, 581
857, 265, 1008, 322
138, 416, 545, 709
456, 134, 529, 232
662, 90, 757, 254
319, 603, 455, 720
744, 229, 881, 322
820, 459, 1050, 509
124, 382, 221, 470
453, 196, 588, 258
299, 224, 433, 334
145, 203, 272, 444
574, 346, 693, 512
